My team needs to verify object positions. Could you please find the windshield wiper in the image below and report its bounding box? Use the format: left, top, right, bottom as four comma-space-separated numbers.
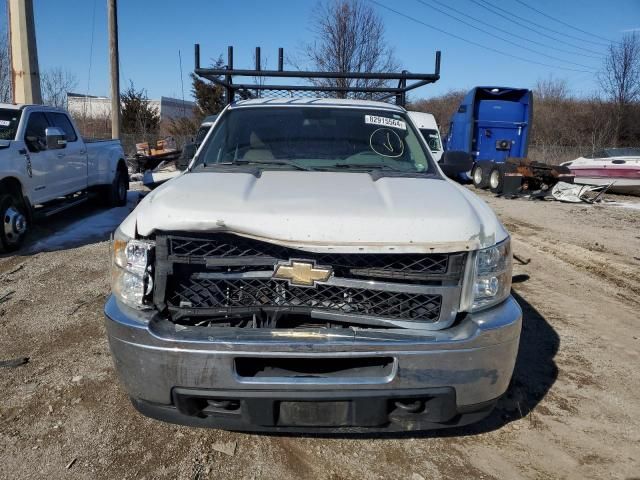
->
216, 159, 313, 171
319, 163, 430, 181
324, 163, 411, 172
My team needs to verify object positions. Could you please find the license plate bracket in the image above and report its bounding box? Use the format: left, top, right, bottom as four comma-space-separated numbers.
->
278, 400, 351, 427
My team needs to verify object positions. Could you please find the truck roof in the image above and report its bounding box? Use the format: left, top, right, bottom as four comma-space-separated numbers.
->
408, 111, 438, 129
0, 103, 23, 110
231, 97, 406, 112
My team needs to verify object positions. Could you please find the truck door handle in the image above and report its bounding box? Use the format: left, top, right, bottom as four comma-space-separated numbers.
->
56, 153, 65, 158
79, 150, 86, 154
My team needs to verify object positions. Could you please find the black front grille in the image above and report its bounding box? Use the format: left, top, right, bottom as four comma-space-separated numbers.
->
167, 234, 462, 282
167, 277, 442, 322
153, 233, 465, 326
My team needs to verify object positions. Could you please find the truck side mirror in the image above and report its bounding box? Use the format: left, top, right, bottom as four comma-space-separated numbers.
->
439, 150, 473, 178
45, 127, 67, 150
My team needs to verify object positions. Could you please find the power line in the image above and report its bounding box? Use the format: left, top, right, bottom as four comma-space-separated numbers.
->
415, 0, 598, 69
514, 0, 615, 44
426, 0, 602, 60
367, 0, 595, 73
473, 0, 610, 50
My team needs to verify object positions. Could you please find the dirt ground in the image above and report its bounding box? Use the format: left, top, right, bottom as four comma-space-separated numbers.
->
1, 187, 639, 480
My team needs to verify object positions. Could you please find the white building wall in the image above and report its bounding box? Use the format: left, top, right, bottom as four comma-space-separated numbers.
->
67, 95, 112, 119
66, 94, 196, 121
159, 96, 196, 120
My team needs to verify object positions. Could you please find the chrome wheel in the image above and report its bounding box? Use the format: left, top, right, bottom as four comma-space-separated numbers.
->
473, 166, 483, 185
490, 169, 500, 189
3, 206, 26, 246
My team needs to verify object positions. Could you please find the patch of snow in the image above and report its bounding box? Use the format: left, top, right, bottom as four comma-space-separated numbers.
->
26, 192, 140, 253
607, 201, 640, 211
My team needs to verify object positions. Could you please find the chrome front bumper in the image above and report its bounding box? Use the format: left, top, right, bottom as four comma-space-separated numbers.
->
104, 295, 522, 431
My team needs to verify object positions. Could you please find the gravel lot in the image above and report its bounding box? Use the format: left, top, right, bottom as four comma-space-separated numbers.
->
1, 187, 639, 480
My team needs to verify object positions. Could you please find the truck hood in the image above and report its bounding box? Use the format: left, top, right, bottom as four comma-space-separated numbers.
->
121, 171, 508, 253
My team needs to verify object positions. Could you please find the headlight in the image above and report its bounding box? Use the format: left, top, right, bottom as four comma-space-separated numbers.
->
467, 237, 512, 312
111, 228, 154, 309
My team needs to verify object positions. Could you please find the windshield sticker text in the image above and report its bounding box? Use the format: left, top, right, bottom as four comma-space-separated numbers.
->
0, 120, 11, 127
365, 115, 406, 130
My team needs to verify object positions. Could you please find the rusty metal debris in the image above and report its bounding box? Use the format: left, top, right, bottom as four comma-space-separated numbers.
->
513, 254, 531, 265
497, 158, 575, 197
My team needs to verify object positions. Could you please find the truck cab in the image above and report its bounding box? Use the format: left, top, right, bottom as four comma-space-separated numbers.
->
444, 87, 532, 185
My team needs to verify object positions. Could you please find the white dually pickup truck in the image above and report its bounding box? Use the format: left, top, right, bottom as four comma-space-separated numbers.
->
0, 104, 128, 251
105, 98, 521, 432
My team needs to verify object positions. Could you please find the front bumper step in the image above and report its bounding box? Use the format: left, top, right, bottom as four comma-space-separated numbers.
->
105, 295, 522, 431
132, 388, 498, 433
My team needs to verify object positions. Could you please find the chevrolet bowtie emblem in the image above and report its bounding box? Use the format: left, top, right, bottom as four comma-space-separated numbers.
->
273, 260, 332, 287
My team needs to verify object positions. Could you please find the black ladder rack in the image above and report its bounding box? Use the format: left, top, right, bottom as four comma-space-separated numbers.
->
194, 44, 441, 107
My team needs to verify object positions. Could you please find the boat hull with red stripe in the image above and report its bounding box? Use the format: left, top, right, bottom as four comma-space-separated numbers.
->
562, 149, 640, 195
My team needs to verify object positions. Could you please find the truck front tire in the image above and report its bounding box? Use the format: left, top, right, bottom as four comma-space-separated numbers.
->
0, 194, 28, 252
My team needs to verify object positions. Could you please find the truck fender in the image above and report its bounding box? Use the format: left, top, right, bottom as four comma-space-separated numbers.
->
105, 147, 128, 183
107, 148, 123, 175
0, 176, 33, 223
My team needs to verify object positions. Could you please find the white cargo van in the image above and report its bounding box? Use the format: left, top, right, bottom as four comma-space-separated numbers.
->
408, 111, 444, 162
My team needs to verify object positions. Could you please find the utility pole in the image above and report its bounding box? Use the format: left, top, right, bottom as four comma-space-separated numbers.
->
7, 0, 42, 104
108, 0, 121, 139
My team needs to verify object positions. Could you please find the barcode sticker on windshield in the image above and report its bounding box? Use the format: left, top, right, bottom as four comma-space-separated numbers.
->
0, 120, 10, 127
364, 115, 406, 130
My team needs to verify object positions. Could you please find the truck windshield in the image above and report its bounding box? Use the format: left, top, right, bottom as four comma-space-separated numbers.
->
195, 107, 435, 174
0, 109, 22, 141
419, 128, 442, 152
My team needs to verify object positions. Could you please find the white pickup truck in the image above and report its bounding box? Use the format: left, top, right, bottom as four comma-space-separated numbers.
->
0, 104, 128, 251
105, 97, 521, 432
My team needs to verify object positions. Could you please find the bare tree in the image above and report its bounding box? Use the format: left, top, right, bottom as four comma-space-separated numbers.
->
40, 67, 78, 108
582, 95, 616, 153
535, 75, 569, 103
409, 89, 466, 133
598, 33, 640, 145
0, 30, 12, 103
304, 0, 399, 97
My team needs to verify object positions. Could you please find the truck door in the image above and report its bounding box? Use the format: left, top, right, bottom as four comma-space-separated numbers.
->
22, 112, 56, 203
45, 112, 87, 195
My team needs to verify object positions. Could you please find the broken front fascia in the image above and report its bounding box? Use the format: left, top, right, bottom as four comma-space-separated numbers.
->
111, 231, 512, 330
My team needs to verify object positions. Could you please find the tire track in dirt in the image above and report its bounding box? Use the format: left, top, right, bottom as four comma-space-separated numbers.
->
504, 218, 640, 308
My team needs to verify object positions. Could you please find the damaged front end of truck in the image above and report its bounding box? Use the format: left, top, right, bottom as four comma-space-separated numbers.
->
104, 45, 521, 432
